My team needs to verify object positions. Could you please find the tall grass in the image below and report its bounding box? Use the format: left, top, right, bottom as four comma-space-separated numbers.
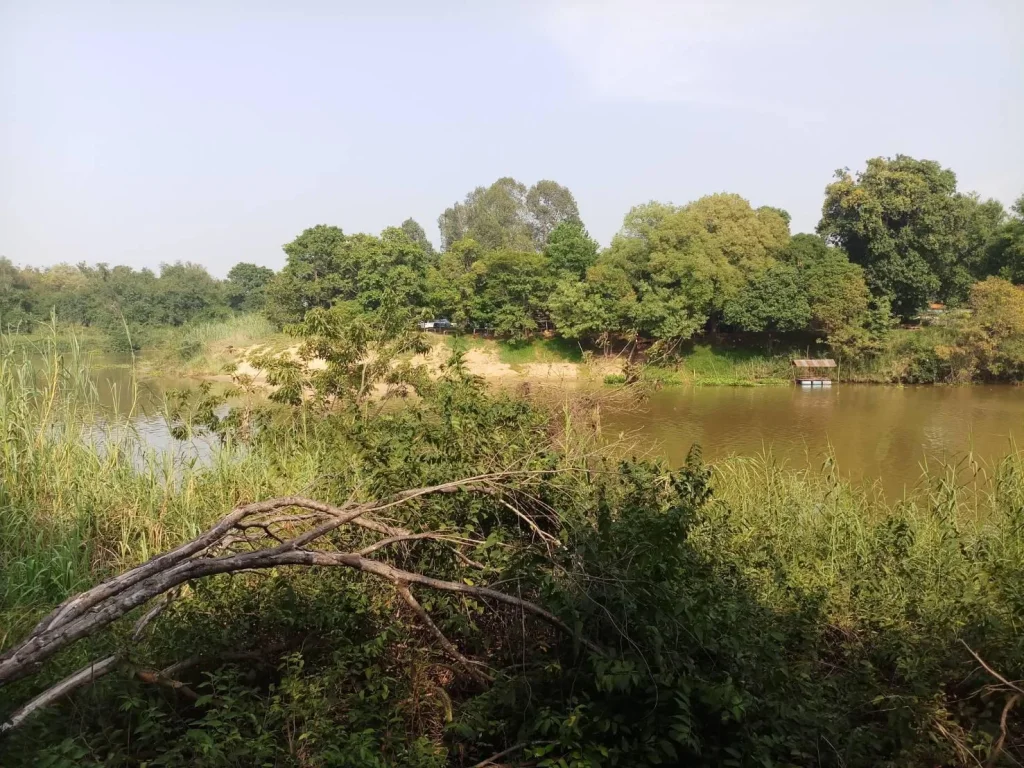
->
171, 313, 278, 362
709, 448, 1024, 636
0, 327, 313, 647
3, 330, 1024, 762
496, 337, 584, 365
676, 343, 793, 384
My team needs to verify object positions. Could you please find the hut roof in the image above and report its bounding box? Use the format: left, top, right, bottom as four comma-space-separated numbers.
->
792, 359, 837, 368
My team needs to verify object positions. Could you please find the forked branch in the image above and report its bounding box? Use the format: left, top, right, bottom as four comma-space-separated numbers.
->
0, 472, 599, 733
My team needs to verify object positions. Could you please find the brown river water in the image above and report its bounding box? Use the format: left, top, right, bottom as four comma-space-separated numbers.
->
599, 384, 1024, 498
90, 362, 1024, 499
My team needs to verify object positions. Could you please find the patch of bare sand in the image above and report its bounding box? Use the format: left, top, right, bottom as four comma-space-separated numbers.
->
521, 362, 578, 380
408, 341, 451, 374
209, 345, 326, 384
462, 347, 520, 379
213, 338, 625, 388
409, 339, 521, 379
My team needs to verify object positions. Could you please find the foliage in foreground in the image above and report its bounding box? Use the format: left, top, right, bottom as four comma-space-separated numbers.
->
0, 333, 1023, 765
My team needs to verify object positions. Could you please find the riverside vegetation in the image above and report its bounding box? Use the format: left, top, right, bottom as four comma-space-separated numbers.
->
3, 155, 1024, 384
2, 155, 1024, 766
2, 310, 1024, 766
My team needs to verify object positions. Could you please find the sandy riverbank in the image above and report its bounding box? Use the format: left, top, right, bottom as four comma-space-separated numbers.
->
208, 337, 623, 388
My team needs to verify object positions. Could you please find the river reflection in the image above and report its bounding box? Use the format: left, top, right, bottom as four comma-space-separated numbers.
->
600, 384, 1024, 498
86, 360, 223, 467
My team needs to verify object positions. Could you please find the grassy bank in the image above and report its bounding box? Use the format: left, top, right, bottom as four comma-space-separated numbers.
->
26, 319, 1017, 389
3, 331, 1024, 765
143, 313, 287, 376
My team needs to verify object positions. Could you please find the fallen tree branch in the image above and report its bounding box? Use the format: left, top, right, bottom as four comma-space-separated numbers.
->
0, 472, 601, 732
0, 656, 121, 734
989, 693, 1020, 768
132, 667, 201, 702
961, 640, 1024, 767
162, 643, 291, 678
357, 532, 478, 557
396, 583, 492, 685
471, 740, 547, 767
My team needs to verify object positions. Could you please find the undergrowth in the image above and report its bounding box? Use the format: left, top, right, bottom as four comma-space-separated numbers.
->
1, 328, 1023, 766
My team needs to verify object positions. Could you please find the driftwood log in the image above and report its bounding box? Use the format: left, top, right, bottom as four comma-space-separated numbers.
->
1, 471, 596, 733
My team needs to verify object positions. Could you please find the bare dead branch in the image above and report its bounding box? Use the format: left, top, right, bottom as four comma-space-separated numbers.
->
131, 588, 179, 642
0, 471, 600, 732
962, 640, 1024, 696
396, 583, 492, 685
989, 693, 1021, 768
162, 644, 291, 678
493, 497, 559, 554
357, 532, 479, 557
0, 656, 121, 734
471, 741, 547, 767
133, 667, 200, 702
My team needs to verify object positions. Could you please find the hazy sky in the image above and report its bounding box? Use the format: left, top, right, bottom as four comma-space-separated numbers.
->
2, 0, 1022, 276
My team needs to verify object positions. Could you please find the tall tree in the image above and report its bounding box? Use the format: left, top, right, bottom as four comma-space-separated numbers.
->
470, 249, 552, 338
526, 179, 582, 248
265, 225, 432, 326
225, 262, 275, 312
399, 218, 436, 257
426, 238, 481, 326
544, 221, 598, 278
548, 260, 638, 350
620, 201, 679, 241
723, 263, 811, 334
265, 225, 352, 325
153, 262, 226, 326
817, 155, 998, 319
645, 193, 791, 324
984, 194, 1024, 283
355, 227, 431, 310
438, 178, 582, 252
780, 235, 872, 335
0, 257, 36, 329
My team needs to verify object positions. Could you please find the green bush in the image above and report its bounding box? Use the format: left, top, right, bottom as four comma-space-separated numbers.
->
3, 332, 1024, 766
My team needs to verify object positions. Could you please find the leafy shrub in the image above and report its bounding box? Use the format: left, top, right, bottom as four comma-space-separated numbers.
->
4, 332, 1024, 766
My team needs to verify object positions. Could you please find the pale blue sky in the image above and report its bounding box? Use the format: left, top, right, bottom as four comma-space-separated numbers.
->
2, 0, 1022, 275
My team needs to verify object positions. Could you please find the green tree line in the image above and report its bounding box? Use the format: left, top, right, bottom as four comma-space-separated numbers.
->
3, 157, 1023, 363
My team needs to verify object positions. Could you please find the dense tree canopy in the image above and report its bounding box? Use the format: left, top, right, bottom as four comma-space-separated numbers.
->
399, 217, 436, 257
818, 155, 1006, 319
265, 225, 434, 326
1, 158, 1020, 365
438, 177, 581, 252
723, 262, 811, 334
225, 262, 275, 312
544, 220, 599, 278
1, 259, 228, 333
984, 195, 1024, 283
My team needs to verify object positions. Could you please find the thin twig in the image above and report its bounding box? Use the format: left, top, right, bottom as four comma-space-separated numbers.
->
989, 693, 1021, 767
472, 740, 546, 767
962, 640, 1024, 695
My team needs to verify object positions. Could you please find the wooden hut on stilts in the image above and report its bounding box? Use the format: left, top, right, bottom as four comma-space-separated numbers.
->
792, 358, 836, 387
